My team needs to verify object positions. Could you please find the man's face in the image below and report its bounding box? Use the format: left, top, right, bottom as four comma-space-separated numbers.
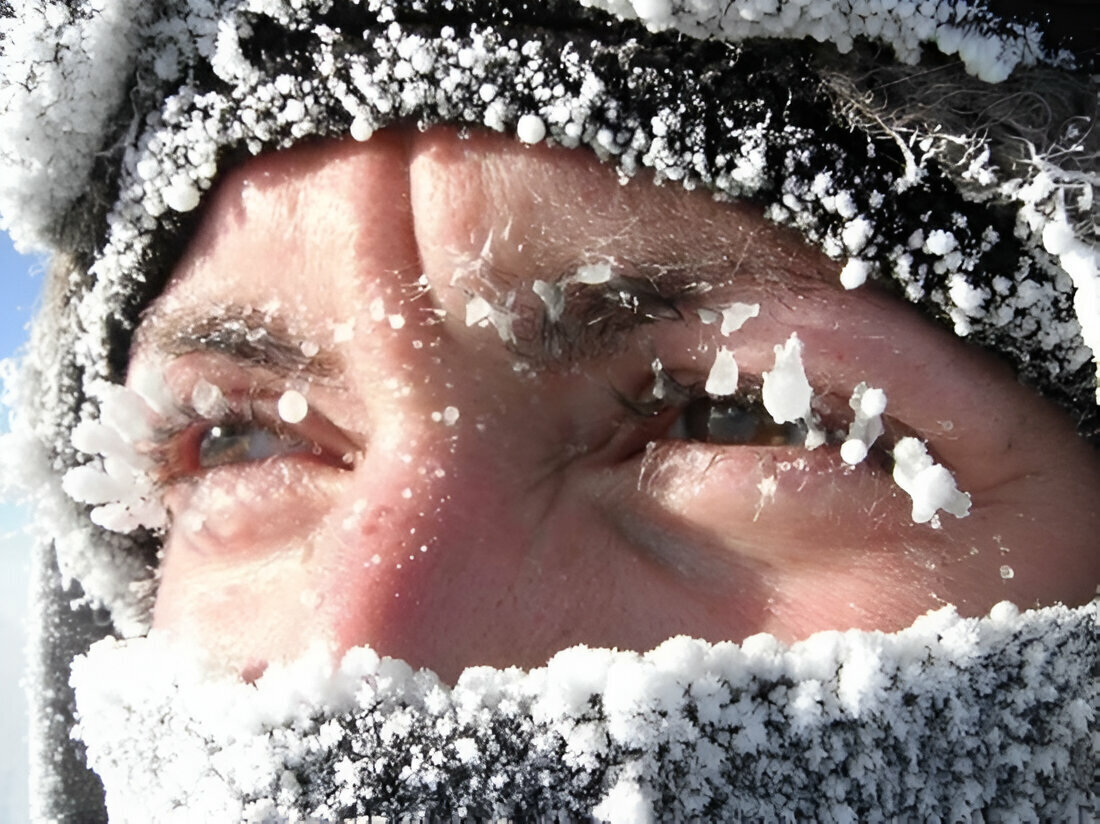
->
130, 128, 1099, 683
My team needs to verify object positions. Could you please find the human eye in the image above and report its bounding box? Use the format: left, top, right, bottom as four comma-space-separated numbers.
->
667, 390, 809, 447
132, 352, 362, 555
146, 385, 356, 481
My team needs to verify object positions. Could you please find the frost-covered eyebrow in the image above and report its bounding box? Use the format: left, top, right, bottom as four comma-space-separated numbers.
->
508, 261, 722, 367
138, 304, 342, 380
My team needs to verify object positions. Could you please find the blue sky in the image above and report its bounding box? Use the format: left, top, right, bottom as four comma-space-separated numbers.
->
0, 230, 45, 823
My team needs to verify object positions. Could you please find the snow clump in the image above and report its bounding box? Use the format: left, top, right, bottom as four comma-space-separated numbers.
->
704, 347, 739, 396
697, 302, 760, 336
891, 437, 971, 525
516, 113, 547, 145
840, 382, 886, 466
277, 390, 309, 424
761, 333, 823, 448
61, 381, 169, 534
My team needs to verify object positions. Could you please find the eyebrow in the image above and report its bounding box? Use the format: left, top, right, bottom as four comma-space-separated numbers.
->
135, 259, 738, 375
500, 258, 729, 368
138, 304, 343, 380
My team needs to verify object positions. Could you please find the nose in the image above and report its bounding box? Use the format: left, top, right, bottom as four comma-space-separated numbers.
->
146, 129, 716, 683
294, 130, 752, 682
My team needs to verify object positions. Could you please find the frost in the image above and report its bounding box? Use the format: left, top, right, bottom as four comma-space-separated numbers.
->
532, 279, 565, 323
579, 0, 1070, 82
891, 437, 971, 525
923, 229, 958, 256
840, 383, 886, 466
841, 217, 872, 255
574, 262, 614, 285
516, 113, 547, 145
704, 347, 739, 396
761, 333, 822, 446
2, 3, 1096, 815
332, 319, 356, 344
839, 259, 872, 290
70, 603, 1099, 821
698, 302, 759, 335
163, 176, 201, 213
62, 382, 167, 534
350, 116, 375, 142
277, 390, 308, 424
369, 297, 387, 323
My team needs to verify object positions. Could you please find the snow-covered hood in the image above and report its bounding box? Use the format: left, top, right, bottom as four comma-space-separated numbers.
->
0, 1, 1097, 821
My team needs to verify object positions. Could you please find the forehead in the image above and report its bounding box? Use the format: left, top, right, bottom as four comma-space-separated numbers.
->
139, 128, 835, 338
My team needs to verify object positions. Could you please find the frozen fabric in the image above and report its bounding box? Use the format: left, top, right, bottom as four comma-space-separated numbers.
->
73, 603, 1097, 822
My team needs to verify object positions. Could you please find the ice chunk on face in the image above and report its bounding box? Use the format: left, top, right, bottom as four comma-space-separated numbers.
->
516, 113, 547, 145
762, 334, 812, 425
191, 379, 228, 419
277, 390, 308, 424
698, 302, 760, 336
466, 296, 493, 326
839, 259, 872, 290
574, 262, 613, 285
891, 437, 972, 525
761, 334, 825, 449
532, 279, 565, 323
704, 347, 739, 397
464, 294, 516, 343
841, 383, 886, 466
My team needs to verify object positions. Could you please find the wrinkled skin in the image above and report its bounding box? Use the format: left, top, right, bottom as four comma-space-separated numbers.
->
134, 129, 1100, 683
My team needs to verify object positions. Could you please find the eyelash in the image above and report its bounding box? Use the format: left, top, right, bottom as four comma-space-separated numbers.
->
619, 367, 890, 458
143, 391, 355, 483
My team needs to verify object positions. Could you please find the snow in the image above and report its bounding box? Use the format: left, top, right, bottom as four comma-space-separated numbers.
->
574, 262, 614, 285
891, 437, 971, 525
69, 602, 1099, 821
839, 259, 872, 290
761, 334, 813, 425
698, 302, 760, 336
841, 382, 886, 466
277, 390, 308, 424
516, 113, 547, 145
704, 347, 739, 396
761, 334, 826, 449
